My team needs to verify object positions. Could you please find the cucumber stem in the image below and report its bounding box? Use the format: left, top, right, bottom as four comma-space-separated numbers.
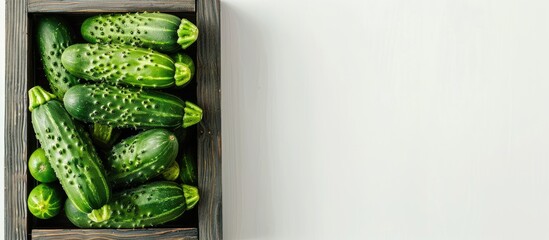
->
87, 204, 112, 223
161, 160, 180, 181
28, 86, 57, 111
174, 62, 193, 87
177, 19, 199, 50
182, 184, 199, 211
183, 101, 203, 128
172, 53, 195, 87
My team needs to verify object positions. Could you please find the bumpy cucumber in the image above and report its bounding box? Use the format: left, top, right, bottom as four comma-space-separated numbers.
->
107, 129, 179, 187
81, 12, 198, 52
61, 43, 192, 88
65, 181, 199, 228
63, 83, 202, 129
37, 16, 80, 98
29, 86, 111, 222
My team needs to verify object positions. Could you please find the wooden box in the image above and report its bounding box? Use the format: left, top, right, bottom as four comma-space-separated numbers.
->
5, 0, 221, 239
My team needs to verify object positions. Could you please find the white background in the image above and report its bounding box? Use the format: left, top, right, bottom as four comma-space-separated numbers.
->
3, 0, 549, 239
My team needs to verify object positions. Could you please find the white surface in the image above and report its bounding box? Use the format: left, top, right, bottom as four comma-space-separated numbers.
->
3, 0, 549, 239
221, 0, 549, 239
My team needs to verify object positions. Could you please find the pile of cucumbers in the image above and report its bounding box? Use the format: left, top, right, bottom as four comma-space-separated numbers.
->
27, 12, 200, 228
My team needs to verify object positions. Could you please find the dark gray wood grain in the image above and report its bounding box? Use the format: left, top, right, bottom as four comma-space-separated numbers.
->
32, 228, 198, 240
5, 0, 30, 239
28, 0, 195, 13
197, 0, 223, 239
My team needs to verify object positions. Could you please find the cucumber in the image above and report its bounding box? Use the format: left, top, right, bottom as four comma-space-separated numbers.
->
65, 181, 199, 228
28, 148, 57, 183
81, 12, 198, 52
37, 16, 80, 98
171, 52, 195, 87
61, 43, 192, 88
63, 83, 202, 129
91, 123, 120, 150
107, 129, 179, 187
28, 183, 63, 219
161, 160, 180, 181
180, 152, 197, 185
29, 86, 111, 222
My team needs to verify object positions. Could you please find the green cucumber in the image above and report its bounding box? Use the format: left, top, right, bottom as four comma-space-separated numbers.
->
171, 53, 195, 87
28, 183, 63, 219
180, 152, 197, 185
61, 43, 192, 88
107, 129, 179, 187
91, 123, 120, 150
29, 86, 111, 222
63, 83, 202, 129
81, 12, 198, 52
28, 148, 57, 183
161, 160, 180, 181
37, 16, 80, 98
65, 181, 199, 228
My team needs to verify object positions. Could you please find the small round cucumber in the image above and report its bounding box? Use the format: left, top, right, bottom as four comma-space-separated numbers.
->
28, 148, 57, 183
28, 183, 63, 219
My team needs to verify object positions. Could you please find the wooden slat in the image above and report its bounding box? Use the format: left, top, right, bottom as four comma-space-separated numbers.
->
196, 0, 223, 239
32, 228, 198, 239
28, 0, 195, 13
5, 0, 30, 239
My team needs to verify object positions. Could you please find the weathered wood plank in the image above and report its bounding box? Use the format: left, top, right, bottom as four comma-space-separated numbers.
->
28, 0, 195, 13
197, 0, 223, 239
5, 0, 30, 239
32, 228, 198, 240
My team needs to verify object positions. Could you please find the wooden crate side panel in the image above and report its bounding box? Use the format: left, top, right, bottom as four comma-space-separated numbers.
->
197, 0, 222, 239
32, 228, 198, 239
5, 0, 30, 239
6, 0, 218, 239
28, 0, 195, 13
